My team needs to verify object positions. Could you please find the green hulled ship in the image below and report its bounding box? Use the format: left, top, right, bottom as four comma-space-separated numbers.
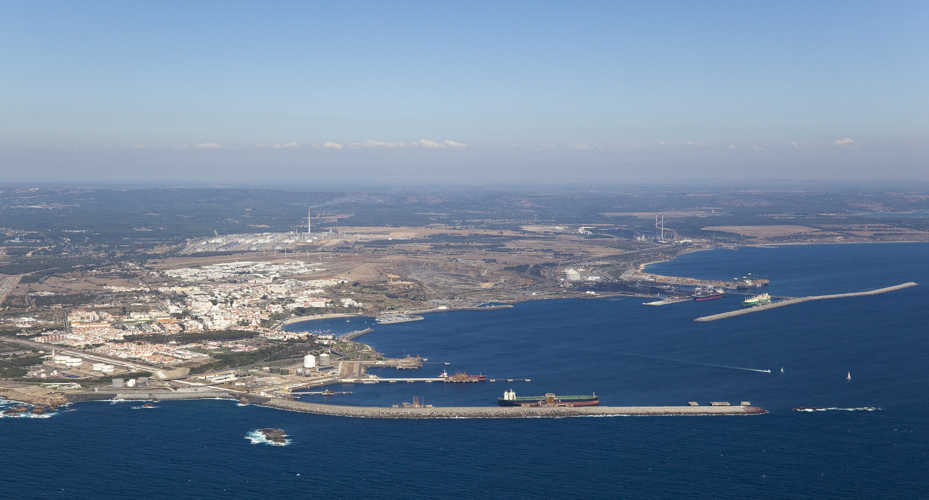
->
741, 293, 771, 307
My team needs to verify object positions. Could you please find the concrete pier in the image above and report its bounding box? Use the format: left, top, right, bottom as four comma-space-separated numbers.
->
694, 282, 917, 322
59, 391, 766, 419
261, 399, 766, 418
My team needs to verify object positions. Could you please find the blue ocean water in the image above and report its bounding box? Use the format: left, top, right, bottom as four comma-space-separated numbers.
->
2, 243, 927, 498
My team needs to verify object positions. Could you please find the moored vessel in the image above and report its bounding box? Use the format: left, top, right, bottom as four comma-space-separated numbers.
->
693, 287, 725, 301
741, 293, 771, 307
439, 370, 486, 383
497, 390, 599, 407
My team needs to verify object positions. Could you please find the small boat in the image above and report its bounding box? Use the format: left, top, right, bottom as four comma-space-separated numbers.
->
444, 362, 450, 366
847, 372, 851, 380
781, 367, 784, 373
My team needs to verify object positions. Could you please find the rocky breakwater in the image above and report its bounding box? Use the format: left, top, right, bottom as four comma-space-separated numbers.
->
262, 400, 766, 419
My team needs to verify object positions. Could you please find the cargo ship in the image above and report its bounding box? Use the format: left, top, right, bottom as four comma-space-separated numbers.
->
439, 370, 486, 383
741, 293, 771, 307
497, 390, 599, 407
693, 287, 725, 301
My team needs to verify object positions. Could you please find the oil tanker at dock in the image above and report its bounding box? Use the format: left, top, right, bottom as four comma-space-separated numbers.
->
439, 370, 486, 383
693, 287, 725, 301
498, 390, 599, 407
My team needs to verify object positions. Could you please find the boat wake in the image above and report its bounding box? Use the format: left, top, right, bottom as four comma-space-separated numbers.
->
794, 407, 882, 412
245, 430, 291, 446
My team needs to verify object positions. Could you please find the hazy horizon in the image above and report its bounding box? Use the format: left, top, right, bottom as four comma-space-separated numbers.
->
2, 1, 927, 183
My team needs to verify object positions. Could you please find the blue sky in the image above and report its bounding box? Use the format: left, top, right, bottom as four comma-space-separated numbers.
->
1, 1, 927, 184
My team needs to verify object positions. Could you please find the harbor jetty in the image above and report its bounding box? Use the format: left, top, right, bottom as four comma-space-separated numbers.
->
694, 282, 917, 322
261, 399, 766, 419
339, 328, 373, 341
56, 390, 766, 419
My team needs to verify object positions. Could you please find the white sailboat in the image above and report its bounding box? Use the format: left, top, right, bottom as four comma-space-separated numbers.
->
780, 367, 784, 373
847, 372, 851, 380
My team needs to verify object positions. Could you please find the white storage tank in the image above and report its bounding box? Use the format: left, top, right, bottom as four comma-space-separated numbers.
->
92, 363, 106, 371
102, 365, 115, 373
112, 378, 124, 388
319, 353, 330, 366
66, 358, 82, 367
296, 368, 304, 376
303, 355, 316, 369
127, 379, 136, 388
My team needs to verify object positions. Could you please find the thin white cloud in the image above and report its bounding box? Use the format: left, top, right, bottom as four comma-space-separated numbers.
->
539, 143, 556, 149
443, 140, 467, 148
416, 139, 446, 148
195, 143, 221, 149
729, 144, 737, 149
323, 142, 343, 149
362, 141, 409, 149
573, 144, 590, 150
133, 144, 145, 149
658, 141, 707, 147
751, 145, 765, 151
259, 142, 301, 149
834, 138, 856, 146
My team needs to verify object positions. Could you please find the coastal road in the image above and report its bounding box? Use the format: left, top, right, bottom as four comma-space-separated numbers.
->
0, 337, 158, 373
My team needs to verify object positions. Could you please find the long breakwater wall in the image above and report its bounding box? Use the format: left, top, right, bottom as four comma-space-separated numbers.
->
694, 282, 918, 322
57, 391, 765, 418
262, 399, 766, 418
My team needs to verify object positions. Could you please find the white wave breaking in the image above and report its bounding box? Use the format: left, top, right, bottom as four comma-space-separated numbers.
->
246, 430, 291, 446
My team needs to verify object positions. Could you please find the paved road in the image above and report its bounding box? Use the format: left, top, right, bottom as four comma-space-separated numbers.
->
1, 336, 158, 374
0, 275, 21, 306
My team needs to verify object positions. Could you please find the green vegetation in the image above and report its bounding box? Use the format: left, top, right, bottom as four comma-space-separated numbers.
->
0, 352, 42, 378
188, 338, 320, 374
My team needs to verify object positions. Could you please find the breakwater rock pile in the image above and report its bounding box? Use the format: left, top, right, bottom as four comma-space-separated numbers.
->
695, 282, 918, 322
262, 399, 766, 419
258, 428, 288, 445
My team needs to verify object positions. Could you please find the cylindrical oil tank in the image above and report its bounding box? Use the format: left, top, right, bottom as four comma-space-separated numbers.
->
319, 353, 330, 366
280, 368, 289, 375
270, 367, 281, 374
92, 363, 105, 371
112, 378, 124, 388
127, 379, 136, 387
102, 365, 115, 373
137, 377, 148, 387
296, 368, 304, 375
304, 355, 316, 369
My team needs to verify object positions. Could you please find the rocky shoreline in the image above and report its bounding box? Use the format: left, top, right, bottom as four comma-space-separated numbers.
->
0, 386, 69, 407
